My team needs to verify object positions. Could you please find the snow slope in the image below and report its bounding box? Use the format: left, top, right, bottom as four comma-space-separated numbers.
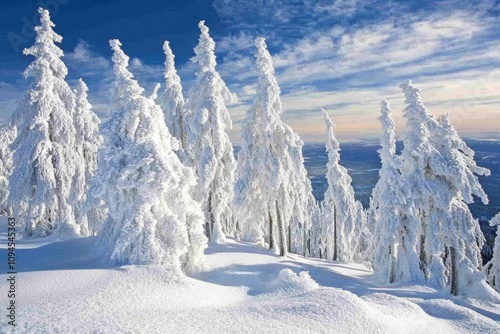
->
0, 216, 499, 333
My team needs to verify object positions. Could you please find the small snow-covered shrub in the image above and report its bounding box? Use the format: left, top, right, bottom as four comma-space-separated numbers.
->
266, 268, 319, 296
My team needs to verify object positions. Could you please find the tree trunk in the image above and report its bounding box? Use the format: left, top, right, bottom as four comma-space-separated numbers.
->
450, 246, 458, 296
419, 234, 426, 273
307, 230, 311, 257
325, 237, 328, 260
277, 200, 286, 256
288, 224, 292, 253
389, 244, 396, 284
207, 192, 214, 241
303, 228, 307, 257
333, 204, 338, 261
269, 209, 274, 250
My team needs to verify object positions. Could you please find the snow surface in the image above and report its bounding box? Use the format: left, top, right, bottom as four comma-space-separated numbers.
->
1, 216, 499, 333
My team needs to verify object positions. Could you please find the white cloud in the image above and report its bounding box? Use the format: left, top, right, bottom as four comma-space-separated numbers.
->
65, 40, 111, 77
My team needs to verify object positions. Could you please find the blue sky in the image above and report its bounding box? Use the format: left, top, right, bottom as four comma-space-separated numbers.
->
1, 0, 499, 142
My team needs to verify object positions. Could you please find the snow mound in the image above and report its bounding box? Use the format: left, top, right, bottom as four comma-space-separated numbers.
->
264, 269, 319, 296
459, 276, 500, 303
0, 223, 498, 333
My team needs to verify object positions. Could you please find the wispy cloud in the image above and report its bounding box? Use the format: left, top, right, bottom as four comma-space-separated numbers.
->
1, 1, 498, 143
211, 2, 500, 142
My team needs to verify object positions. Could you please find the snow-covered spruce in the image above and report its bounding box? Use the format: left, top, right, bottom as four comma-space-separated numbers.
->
309, 201, 326, 259
369, 101, 412, 283
485, 213, 500, 292
320, 108, 368, 263
399, 80, 492, 296
184, 21, 236, 242
0, 125, 16, 214
94, 39, 207, 273
234, 37, 315, 256
72, 79, 104, 235
159, 41, 187, 160
288, 132, 317, 256
8, 8, 80, 237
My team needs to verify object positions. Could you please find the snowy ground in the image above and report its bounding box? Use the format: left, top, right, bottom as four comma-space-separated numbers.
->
0, 217, 499, 333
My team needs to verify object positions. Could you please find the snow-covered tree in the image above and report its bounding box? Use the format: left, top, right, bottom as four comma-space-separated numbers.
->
72, 78, 103, 235
485, 213, 500, 292
8, 8, 79, 237
234, 37, 314, 256
310, 201, 326, 259
160, 41, 186, 157
399, 80, 491, 295
95, 39, 207, 273
399, 80, 450, 285
320, 108, 366, 262
433, 113, 490, 295
288, 132, 317, 256
369, 101, 414, 283
0, 125, 16, 214
184, 21, 236, 242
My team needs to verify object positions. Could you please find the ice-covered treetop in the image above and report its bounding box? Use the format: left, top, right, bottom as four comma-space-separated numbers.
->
491, 212, 500, 227
161, 40, 184, 105
438, 113, 490, 204
321, 108, 340, 159
400, 79, 441, 131
163, 41, 176, 79
439, 114, 474, 157
400, 79, 432, 123
256, 37, 276, 79
378, 100, 398, 166
254, 36, 283, 130
109, 39, 144, 99
23, 7, 67, 79
75, 78, 89, 97
192, 21, 217, 72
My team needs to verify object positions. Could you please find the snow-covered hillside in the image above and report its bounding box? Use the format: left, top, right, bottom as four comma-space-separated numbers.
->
1, 217, 498, 334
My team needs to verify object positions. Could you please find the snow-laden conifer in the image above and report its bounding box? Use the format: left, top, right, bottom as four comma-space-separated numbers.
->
0, 126, 16, 214
369, 101, 414, 282
399, 80, 449, 285
433, 113, 490, 295
160, 41, 186, 156
235, 37, 314, 256
485, 213, 500, 292
71, 78, 103, 235
95, 39, 206, 273
400, 80, 491, 295
8, 8, 79, 237
288, 133, 317, 256
309, 201, 326, 258
184, 21, 236, 242
321, 108, 365, 262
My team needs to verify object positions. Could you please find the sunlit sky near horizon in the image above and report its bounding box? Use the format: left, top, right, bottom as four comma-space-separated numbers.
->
0, 0, 499, 142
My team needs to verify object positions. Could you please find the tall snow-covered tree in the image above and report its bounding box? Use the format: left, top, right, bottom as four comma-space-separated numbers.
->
95, 39, 207, 273
369, 101, 415, 283
320, 108, 367, 262
309, 201, 326, 259
433, 113, 490, 295
8, 8, 79, 237
0, 125, 16, 214
72, 78, 103, 235
234, 37, 314, 256
399, 80, 449, 285
485, 213, 500, 292
399, 80, 491, 295
160, 41, 186, 156
288, 135, 317, 256
184, 21, 236, 243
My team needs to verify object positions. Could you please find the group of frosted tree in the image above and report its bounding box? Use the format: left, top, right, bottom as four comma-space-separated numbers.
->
1, 8, 499, 295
